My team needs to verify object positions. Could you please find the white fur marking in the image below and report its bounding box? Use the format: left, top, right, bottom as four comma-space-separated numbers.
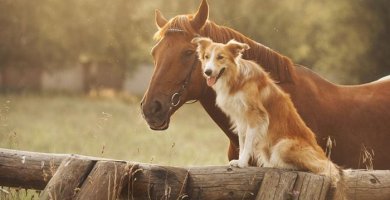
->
204, 46, 217, 75
378, 75, 390, 82
230, 127, 257, 168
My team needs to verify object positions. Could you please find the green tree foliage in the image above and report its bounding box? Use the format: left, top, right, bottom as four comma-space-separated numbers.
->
0, 0, 388, 83
208, 0, 389, 83
0, 0, 155, 71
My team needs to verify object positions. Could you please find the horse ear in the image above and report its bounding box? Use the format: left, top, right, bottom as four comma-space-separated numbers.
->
155, 9, 168, 29
226, 40, 250, 57
191, 0, 209, 31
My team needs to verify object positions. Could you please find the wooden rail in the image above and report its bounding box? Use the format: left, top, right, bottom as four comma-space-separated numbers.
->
0, 148, 389, 200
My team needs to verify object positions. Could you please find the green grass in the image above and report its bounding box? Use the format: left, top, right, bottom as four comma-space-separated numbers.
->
0, 94, 230, 166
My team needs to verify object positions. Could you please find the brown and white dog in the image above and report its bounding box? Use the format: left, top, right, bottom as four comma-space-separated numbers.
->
192, 37, 345, 199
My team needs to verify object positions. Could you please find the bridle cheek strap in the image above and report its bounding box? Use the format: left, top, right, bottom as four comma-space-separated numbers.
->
169, 52, 199, 109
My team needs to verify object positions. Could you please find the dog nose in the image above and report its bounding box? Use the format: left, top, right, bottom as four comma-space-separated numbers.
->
204, 69, 212, 76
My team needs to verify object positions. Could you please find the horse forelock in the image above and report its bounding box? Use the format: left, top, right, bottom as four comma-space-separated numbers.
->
153, 15, 295, 83
153, 15, 198, 40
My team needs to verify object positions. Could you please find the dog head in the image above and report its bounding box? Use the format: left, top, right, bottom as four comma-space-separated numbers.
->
191, 37, 250, 87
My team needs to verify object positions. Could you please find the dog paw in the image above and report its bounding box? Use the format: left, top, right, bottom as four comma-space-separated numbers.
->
229, 159, 240, 167
229, 159, 248, 168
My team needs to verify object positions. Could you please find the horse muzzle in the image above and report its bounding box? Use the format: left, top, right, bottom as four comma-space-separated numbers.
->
140, 98, 171, 131
148, 118, 170, 131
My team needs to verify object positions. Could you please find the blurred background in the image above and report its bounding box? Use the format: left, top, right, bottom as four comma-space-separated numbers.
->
0, 0, 389, 168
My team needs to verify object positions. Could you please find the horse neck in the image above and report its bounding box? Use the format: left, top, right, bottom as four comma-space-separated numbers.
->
294, 65, 339, 92
198, 86, 239, 144
286, 65, 342, 130
201, 22, 295, 83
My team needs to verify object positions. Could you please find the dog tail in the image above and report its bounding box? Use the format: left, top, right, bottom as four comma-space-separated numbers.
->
327, 164, 348, 200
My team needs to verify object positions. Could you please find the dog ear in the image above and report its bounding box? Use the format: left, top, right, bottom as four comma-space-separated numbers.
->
191, 37, 212, 57
191, 37, 212, 47
226, 39, 250, 57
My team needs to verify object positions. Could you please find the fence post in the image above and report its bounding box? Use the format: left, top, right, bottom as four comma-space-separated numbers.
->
74, 161, 129, 200
40, 156, 95, 200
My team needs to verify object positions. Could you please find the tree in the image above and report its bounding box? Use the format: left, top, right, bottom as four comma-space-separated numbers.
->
0, 0, 388, 83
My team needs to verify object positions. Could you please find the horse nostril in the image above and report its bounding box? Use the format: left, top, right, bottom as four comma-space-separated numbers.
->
204, 69, 212, 76
140, 96, 146, 109
151, 100, 163, 115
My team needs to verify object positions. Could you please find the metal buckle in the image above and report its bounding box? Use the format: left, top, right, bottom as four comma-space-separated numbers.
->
171, 92, 181, 107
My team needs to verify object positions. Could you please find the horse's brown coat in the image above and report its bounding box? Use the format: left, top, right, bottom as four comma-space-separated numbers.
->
141, 0, 390, 169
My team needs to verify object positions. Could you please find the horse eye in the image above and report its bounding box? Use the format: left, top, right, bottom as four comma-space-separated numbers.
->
184, 50, 194, 56
217, 55, 224, 60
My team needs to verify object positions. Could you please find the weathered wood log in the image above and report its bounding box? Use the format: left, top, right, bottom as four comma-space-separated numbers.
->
0, 148, 116, 190
40, 156, 95, 200
187, 166, 266, 199
258, 170, 298, 200
345, 170, 390, 200
0, 148, 66, 190
75, 161, 129, 200
1, 148, 390, 200
127, 163, 189, 199
293, 171, 332, 200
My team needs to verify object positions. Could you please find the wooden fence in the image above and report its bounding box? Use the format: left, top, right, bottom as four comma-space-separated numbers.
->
0, 148, 389, 200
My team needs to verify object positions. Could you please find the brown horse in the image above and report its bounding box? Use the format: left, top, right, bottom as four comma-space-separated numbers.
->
141, 0, 390, 169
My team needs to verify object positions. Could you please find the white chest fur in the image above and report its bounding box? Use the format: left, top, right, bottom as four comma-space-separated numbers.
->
213, 82, 247, 126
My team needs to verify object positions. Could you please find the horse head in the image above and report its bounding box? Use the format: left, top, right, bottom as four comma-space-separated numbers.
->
141, 0, 210, 130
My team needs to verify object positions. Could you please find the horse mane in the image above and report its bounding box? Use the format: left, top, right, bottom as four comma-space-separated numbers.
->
154, 15, 296, 83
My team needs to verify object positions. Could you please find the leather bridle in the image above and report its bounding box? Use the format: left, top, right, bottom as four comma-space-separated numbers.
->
169, 51, 201, 109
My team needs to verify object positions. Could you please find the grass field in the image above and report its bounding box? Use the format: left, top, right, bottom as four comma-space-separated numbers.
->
0, 94, 230, 166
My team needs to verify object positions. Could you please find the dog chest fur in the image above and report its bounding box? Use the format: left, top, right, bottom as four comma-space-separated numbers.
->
214, 83, 247, 124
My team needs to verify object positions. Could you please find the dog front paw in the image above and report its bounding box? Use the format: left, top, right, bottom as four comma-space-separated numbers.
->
229, 159, 240, 167
229, 159, 249, 168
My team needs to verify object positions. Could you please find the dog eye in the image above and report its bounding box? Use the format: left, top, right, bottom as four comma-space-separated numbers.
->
217, 55, 224, 60
204, 54, 209, 59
